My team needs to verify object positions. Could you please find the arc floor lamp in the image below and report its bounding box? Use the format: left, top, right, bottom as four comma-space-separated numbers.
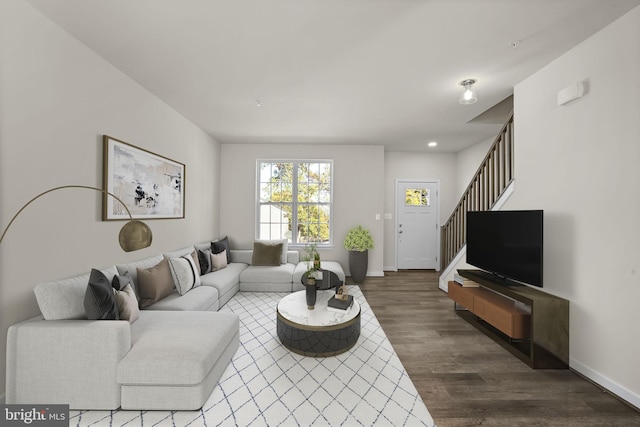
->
0, 185, 152, 252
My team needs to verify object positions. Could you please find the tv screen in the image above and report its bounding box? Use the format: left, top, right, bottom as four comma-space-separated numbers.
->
466, 210, 543, 287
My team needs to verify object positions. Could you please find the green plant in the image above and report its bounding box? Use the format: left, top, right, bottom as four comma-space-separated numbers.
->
343, 226, 374, 252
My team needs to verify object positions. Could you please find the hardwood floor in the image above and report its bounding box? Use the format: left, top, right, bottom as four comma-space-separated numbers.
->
358, 270, 640, 427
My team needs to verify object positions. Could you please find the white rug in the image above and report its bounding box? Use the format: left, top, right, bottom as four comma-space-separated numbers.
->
71, 286, 435, 426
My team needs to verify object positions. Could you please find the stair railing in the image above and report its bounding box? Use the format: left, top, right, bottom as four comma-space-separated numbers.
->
441, 112, 514, 270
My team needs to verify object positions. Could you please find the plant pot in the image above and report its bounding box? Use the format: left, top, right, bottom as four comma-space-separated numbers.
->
306, 283, 317, 309
349, 250, 368, 284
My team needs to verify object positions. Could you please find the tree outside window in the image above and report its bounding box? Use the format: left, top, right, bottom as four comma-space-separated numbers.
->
258, 161, 332, 245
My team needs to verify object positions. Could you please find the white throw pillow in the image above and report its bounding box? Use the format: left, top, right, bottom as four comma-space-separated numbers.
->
168, 255, 201, 295
211, 249, 228, 271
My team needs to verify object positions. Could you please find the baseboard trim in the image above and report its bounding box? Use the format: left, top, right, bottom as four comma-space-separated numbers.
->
383, 265, 397, 272
368, 271, 385, 277
570, 358, 640, 411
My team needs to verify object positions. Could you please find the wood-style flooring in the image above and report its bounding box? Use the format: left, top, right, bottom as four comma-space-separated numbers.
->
358, 270, 640, 427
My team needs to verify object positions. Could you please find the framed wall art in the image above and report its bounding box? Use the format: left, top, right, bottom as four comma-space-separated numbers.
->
103, 135, 185, 220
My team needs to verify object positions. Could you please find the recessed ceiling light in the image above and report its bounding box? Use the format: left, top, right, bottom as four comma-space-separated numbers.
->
256, 99, 262, 107
427, 141, 438, 148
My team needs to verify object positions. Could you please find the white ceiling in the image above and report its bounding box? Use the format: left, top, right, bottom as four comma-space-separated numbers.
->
26, 0, 640, 152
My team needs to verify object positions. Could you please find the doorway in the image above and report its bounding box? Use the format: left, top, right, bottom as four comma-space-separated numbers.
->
396, 180, 440, 270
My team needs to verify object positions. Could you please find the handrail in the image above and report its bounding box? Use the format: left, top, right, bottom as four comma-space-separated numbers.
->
441, 112, 514, 270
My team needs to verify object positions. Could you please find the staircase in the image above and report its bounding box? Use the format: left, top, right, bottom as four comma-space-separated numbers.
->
440, 112, 514, 271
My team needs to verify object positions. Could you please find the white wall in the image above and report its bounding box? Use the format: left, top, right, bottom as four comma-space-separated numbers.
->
0, 0, 220, 398
507, 6, 640, 407
220, 144, 385, 276
383, 152, 457, 270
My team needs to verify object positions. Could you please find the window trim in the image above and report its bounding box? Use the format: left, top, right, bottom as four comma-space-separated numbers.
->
256, 159, 334, 248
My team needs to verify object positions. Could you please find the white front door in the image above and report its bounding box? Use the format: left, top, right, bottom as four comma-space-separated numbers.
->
396, 180, 439, 270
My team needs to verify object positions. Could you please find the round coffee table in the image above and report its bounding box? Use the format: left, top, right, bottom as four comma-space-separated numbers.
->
276, 289, 361, 357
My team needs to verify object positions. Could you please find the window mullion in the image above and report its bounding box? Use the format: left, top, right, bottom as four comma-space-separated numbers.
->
291, 161, 299, 244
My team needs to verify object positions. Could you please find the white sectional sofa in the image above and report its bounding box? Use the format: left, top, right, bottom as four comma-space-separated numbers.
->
5, 240, 344, 411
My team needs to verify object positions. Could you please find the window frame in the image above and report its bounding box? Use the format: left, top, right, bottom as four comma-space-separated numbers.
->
256, 159, 334, 248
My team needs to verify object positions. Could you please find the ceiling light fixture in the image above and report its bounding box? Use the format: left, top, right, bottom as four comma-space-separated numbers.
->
458, 79, 478, 105
427, 141, 438, 148
256, 99, 262, 107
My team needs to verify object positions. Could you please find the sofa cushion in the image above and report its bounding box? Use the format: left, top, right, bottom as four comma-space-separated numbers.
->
118, 311, 239, 386
114, 284, 140, 323
84, 269, 120, 320
251, 241, 283, 266
34, 266, 119, 320
200, 263, 246, 298
137, 258, 174, 308
230, 249, 252, 264
143, 286, 219, 312
240, 263, 295, 284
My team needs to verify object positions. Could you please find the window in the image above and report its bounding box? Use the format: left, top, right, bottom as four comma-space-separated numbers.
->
405, 188, 430, 206
257, 160, 332, 245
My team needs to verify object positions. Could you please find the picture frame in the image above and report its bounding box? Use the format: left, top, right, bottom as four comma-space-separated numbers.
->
102, 135, 185, 220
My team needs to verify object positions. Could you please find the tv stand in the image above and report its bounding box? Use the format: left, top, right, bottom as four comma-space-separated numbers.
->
448, 269, 569, 369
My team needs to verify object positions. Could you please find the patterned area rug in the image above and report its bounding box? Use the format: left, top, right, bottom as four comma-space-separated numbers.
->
71, 286, 435, 426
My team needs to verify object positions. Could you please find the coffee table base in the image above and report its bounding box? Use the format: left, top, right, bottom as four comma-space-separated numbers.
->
277, 312, 361, 357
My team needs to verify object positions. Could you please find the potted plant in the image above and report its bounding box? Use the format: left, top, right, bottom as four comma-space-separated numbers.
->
343, 225, 374, 284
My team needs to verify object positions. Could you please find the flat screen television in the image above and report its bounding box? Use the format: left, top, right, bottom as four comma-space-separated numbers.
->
466, 210, 543, 287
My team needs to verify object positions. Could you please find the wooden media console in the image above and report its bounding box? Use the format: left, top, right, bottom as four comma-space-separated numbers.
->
448, 269, 569, 369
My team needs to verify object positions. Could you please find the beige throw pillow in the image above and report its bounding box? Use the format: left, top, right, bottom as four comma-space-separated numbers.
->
114, 284, 140, 323
137, 258, 174, 308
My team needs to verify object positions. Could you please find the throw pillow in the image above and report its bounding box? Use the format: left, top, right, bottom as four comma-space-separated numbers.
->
251, 241, 284, 266
198, 248, 212, 274
137, 258, 174, 308
255, 238, 288, 264
114, 283, 140, 323
189, 250, 202, 276
211, 249, 228, 271
167, 255, 202, 295
111, 272, 132, 291
212, 236, 231, 264
84, 268, 120, 320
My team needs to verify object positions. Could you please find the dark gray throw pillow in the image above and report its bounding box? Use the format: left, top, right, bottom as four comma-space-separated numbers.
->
111, 272, 132, 291
198, 248, 212, 274
84, 269, 119, 320
212, 236, 231, 264
251, 242, 283, 266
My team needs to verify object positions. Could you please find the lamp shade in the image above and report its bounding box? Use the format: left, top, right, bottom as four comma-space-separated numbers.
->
0, 185, 152, 252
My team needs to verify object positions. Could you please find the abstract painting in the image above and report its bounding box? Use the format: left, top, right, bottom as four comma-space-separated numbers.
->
103, 135, 185, 220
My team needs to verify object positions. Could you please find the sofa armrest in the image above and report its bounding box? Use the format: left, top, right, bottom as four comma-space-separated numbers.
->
6, 317, 131, 410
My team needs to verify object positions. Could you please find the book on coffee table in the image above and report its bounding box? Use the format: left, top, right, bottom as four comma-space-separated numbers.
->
328, 295, 354, 311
